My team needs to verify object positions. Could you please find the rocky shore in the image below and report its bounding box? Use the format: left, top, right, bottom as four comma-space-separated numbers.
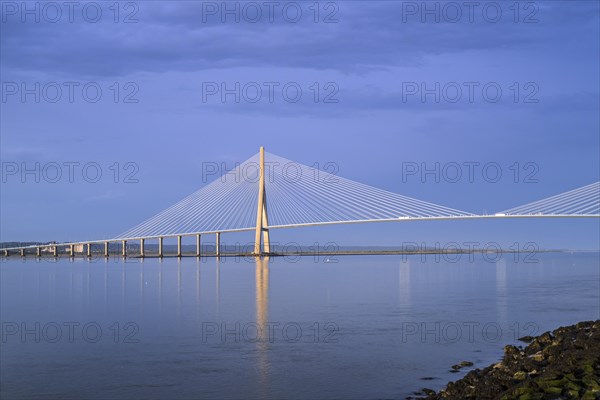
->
421, 320, 600, 399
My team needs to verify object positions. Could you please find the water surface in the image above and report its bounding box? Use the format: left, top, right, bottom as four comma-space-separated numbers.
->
1, 252, 598, 399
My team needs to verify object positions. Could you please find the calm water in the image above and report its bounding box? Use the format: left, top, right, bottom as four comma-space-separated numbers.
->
1, 252, 599, 399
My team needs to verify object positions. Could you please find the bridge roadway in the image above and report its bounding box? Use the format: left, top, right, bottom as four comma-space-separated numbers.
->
2, 213, 598, 258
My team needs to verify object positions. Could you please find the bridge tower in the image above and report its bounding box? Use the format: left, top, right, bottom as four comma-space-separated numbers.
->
253, 146, 271, 256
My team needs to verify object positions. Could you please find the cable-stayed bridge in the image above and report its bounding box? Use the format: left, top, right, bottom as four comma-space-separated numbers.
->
2, 147, 599, 257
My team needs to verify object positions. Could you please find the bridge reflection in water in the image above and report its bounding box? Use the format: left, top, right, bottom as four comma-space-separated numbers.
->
255, 257, 270, 392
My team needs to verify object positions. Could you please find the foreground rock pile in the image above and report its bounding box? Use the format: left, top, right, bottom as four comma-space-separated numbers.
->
426, 320, 600, 399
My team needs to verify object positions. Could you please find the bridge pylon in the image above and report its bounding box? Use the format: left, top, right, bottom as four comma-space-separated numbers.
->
253, 146, 271, 256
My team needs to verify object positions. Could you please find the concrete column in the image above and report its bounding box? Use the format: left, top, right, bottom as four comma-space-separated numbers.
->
140, 239, 145, 257
122, 240, 127, 257
36, 247, 41, 257
69, 244, 75, 257
177, 236, 182, 257
158, 237, 163, 258
254, 146, 266, 255
3, 250, 8, 257
104, 242, 109, 257
20, 248, 25, 257
262, 201, 270, 254
196, 234, 201, 257
87, 243, 92, 257
251, 146, 271, 256
52, 246, 58, 257
216, 232, 221, 257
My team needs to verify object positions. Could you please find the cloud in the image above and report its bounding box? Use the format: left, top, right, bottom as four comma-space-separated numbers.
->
2, 1, 597, 78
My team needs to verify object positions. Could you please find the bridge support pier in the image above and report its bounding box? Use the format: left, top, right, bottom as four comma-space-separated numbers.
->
52, 246, 58, 257
20, 248, 25, 257
177, 236, 182, 257
196, 234, 201, 257
263, 213, 270, 254
253, 146, 271, 256
140, 239, 145, 257
36, 247, 41, 257
158, 237, 163, 257
4, 249, 9, 257
69, 244, 74, 257
87, 243, 92, 257
216, 232, 220, 257
122, 240, 127, 257
104, 242, 109, 257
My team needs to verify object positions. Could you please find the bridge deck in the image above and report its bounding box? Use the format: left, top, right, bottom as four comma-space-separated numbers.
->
1, 213, 598, 252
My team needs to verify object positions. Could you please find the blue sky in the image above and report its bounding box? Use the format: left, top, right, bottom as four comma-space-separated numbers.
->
1, 1, 599, 249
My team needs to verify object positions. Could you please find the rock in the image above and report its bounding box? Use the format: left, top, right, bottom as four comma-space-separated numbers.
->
530, 351, 544, 362
583, 390, 599, 400
493, 362, 504, 370
537, 332, 554, 345
421, 388, 436, 396
459, 361, 474, 367
513, 371, 527, 380
504, 345, 520, 359
419, 320, 600, 399
542, 386, 562, 395
518, 335, 535, 343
